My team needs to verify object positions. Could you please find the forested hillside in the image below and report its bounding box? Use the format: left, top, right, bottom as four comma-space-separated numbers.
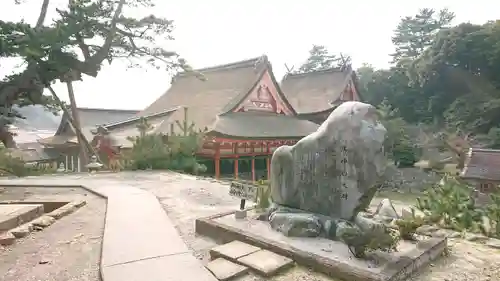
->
358, 9, 500, 136
295, 8, 500, 166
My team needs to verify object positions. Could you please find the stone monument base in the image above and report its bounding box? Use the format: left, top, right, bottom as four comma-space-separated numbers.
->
195, 209, 447, 281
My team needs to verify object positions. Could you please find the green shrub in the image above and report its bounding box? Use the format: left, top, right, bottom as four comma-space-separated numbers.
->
126, 134, 171, 170
339, 225, 400, 259
124, 122, 206, 175
0, 149, 30, 177
392, 140, 418, 167
481, 193, 500, 238
416, 175, 483, 232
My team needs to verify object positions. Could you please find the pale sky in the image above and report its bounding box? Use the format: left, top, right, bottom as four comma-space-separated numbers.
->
1, 0, 498, 111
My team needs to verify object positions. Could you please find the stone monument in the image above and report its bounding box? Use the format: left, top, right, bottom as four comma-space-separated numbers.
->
265, 101, 389, 245
195, 102, 448, 280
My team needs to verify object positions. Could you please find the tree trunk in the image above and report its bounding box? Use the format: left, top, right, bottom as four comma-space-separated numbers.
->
46, 84, 99, 169
0, 125, 16, 148
66, 80, 89, 170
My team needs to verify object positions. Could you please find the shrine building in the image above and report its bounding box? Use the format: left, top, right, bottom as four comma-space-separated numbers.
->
37, 55, 362, 180
38, 107, 141, 171
136, 55, 362, 180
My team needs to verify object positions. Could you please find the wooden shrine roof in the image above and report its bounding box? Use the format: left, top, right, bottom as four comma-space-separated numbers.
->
55, 107, 140, 135
208, 112, 319, 139
39, 107, 179, 148
460, 148, 500, 181
7, 146, 61, 162
76, 108, 140, 128
138, 55, 275, 134
280, 67, 356, 114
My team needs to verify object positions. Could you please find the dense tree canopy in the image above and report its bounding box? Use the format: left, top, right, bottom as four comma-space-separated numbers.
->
360, 9, 500, 141
298, 8, 500, 162
0, 0, 188, 147
391, 8, 455, 65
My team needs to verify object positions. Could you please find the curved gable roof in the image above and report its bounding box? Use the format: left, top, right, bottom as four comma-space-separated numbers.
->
139, 55, 271, 133
281, 68, 354, 114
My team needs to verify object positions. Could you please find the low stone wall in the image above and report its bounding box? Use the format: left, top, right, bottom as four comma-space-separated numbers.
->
383, 166, 440, 191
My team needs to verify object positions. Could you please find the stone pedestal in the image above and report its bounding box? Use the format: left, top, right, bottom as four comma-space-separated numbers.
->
234, 210, 247, 219
196, 210, 448, 281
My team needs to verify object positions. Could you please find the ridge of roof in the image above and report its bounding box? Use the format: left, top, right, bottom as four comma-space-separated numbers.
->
282, 66, 351, 80
77, 107, 140, 113
103, 106, 181, 130
177, 55, 268, 77
54, 107, 141, 135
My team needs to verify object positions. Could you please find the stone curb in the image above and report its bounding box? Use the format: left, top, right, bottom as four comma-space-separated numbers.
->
2, 200, 87, 245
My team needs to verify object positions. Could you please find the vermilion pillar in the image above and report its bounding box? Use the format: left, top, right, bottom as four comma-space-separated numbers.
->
251, 157, 255, 182
266, 143, 271, 179
215, 143, 221, 179
234, 158, 239, 180
266, 157, 270, 179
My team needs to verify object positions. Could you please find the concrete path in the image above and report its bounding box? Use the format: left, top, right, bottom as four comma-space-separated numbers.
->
0, 177, 217, 281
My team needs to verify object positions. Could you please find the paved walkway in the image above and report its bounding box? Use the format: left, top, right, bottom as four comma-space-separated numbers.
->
0, 177, 217, 281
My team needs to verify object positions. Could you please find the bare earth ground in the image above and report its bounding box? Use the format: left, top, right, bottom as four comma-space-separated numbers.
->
0, 187, 105, 281
0, 172, 499, 281
131, 172, 500, 281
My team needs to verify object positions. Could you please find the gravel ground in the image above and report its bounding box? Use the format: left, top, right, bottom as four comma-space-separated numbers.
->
0, 187, 105, 281
1, 172, 499, 281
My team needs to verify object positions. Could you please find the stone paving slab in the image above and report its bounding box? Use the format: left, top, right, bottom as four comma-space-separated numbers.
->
102, 252, 218, 281
206, 258, 249, 281
237, 249, 294, 277
210, 240, 261, 261
100, 190, 190, 266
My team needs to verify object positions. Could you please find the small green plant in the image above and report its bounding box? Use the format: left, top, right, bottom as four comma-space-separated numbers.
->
257, 179, 269, 186
255, 182, 271, 209
339, 225, 400, 259
395, 216, 424, 240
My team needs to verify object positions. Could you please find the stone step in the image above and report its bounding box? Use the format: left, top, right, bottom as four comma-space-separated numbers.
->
0, 204, 44, 232
209, 241, 294, 277
206, 258, 249, 281
237, 249, 294, 277
210, 240, 261, 261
